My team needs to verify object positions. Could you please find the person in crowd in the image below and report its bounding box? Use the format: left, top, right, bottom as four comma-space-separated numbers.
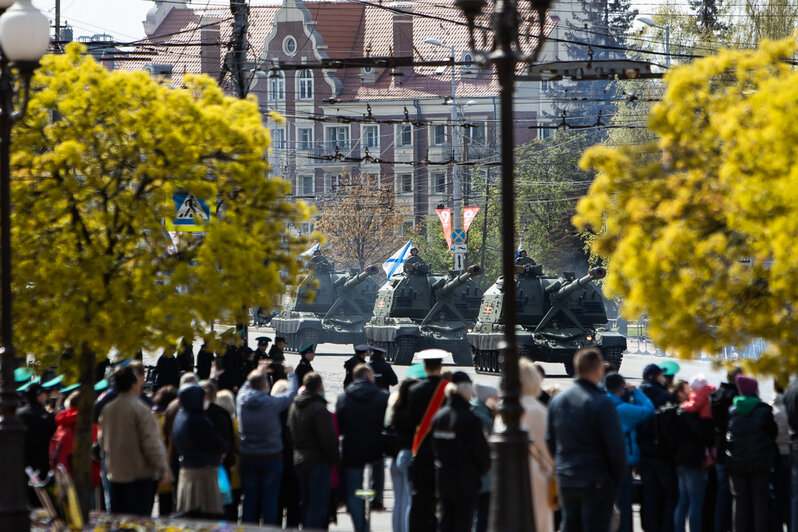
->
546, 347, 626, 532
605, 372, 655, 532
177, 339, 194, 374
471, 382, 497, 532
337, 364, 389, 531
49, 391, 101, 497
215, 389, 243, 522
710, 366, 742, 532
673, 375, 715, 532
98, 362, 169, 516
154, 349, 180, 392
218, 329, 244, 393
288, 372, 339, 530
252, 337, 272, 367
95, 356, 111, 383
386, 378, 419, 532
172, 384, 228, 517
152, 385, 178, 515
199, 379, 236, 519
725, 375, 777, 532
638, 364, 677, 532
269, 337, 287, 364
237, 365, 297, 524
431, 372, 491, 532
514, 359, 555, 532
673, 380, 690, 404
196, 343, 214, 381
18, 382, 56, 506
534, 364, 551, 405
772, 379, 792, 531
396, 349, 451, 532
269, 379, 301, 528
369, 346, 398, 392
343, 345, 369, 389
782, 376, 798, 532
295, 344, 316, 386
659, 360, 680, 389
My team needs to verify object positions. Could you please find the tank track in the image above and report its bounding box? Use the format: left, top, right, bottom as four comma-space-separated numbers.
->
602, 347, 624, 371
393, 336, 417, 366
473, 349, 501, 375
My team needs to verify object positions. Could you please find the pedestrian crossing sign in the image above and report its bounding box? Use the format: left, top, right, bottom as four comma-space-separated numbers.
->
165, 192, 214, 233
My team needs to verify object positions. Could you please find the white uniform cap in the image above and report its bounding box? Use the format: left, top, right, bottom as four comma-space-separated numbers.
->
415, 348, 450, 360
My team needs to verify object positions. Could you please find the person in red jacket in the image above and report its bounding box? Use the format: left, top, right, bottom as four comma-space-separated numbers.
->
50, 391, 101, 489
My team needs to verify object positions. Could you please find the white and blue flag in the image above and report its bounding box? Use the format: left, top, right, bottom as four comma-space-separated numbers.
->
515, 241, 523, 260
383, 240, 413, 280
299, 242, 320, 258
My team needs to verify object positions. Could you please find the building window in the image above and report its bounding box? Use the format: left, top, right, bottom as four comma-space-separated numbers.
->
298, 127, 313, 151
270, 71, 285, 101
299, 175, 314, 196
430, 124, 446, 146
398, 173, 413, 193
325, 126, 350, 152
464, 122, 486, 143
283, 36, 297, 56
326, 173, 343, 192
432, 172, 446, 194
273, 128, 286, 150
298, 70, 314, 100
363, 125, 379, 149
397, 124, 412, 147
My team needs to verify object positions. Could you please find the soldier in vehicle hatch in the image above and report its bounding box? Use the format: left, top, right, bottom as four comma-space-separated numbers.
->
403, 247, 425, 272
515, 249, 536, 266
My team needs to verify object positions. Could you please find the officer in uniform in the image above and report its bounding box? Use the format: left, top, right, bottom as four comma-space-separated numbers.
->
396, 348, 451, 532
343, 344, 369, 388
295, 344, 316, 385
369, 346, 398, 391
252, 336, 272, 366
269, 337, 286, 364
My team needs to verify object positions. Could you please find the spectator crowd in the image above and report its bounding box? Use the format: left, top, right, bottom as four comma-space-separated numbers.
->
14, 331, 798, 532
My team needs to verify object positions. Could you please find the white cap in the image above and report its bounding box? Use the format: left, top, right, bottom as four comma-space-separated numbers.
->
415, 348, 450, 360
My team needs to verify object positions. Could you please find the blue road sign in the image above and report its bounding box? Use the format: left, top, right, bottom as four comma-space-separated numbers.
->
451, 229, 466, 244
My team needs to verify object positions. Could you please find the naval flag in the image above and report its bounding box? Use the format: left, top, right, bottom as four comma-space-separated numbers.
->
515, 241, 523, 260
299, 243, 320, 258
383, 240, 413, 280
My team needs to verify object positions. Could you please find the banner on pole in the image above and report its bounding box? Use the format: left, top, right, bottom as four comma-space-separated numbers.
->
434, 208, 453, 248
462, 206, 481, 233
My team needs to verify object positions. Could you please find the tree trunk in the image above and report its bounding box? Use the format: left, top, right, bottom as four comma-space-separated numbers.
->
72, 344, 95, 520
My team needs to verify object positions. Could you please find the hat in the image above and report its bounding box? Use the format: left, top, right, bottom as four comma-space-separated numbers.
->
112, 358, 133, 368
474, 382, 498, 403
25, 382, 45, 397
658, 360, 680, 377
14, 366, 33, 383
60, 383, 81, 394
735, 374, 758, 397
690, 374, 708, 391
299, 344, 316, 356
643, 364, 664, 381
406, 363, 427, 379
94, 379, 110, 392
41, 374, 65, 389
16, 377, 40, 393
354, 344, 370, 353
416, 348, 449, 361
256, 336, 272, 346
370, 346, 387, 355
451, 371, 471, 384
220, 327, 236, 339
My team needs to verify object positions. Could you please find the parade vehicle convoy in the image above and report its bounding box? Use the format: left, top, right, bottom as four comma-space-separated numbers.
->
364, 259, 483, 366
469, 263, 627, 376
272, 254, 380, 351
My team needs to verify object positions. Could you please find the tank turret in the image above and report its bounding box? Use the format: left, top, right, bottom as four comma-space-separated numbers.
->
469, 264, 626, 376
340, 265, 379, 291
435, 265, 483, 298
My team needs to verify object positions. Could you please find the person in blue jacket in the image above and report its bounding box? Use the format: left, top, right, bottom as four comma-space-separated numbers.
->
605, 372, 655, 532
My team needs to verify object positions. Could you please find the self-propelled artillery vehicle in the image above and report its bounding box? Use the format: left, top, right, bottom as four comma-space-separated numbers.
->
468, 264, 626, 375
272, 255, 380, 350
364, 258, 483, 366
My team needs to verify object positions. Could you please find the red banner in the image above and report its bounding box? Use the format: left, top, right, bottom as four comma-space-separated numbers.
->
435, 208, 453, 248
462, 206, 481, 233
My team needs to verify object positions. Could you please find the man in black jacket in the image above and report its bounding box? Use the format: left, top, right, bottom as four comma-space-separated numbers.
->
196, 343, 214, 380
369, 346, 398, 391
547, 347, 626, 532
295, 344, 316, 386
336, 364, 389, 531
638, 363, 677, 532
430, 372, 490, 532
343, 344, 369, 389
154, 351, 180, 392
18, 383, 56, 506
176, 340, 194, 374
396, 349, 450, 532
710, 366, 742, 532
269, 337, 286, 364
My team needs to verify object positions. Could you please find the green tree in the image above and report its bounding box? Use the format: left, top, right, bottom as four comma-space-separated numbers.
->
12, 43, 309, 512
575, 37, 798, 378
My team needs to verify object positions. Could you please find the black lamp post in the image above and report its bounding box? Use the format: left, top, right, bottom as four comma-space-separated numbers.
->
454, 0, 550, 530
0, 1, 50, 530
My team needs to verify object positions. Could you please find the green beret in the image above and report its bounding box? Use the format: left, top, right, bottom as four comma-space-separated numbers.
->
298, 344, 316, 356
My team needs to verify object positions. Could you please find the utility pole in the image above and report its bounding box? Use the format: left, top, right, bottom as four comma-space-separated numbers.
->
55, 0, 60, 51
223, 0, 249, 99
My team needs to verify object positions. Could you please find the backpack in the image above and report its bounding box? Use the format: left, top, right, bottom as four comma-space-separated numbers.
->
654, 404, 682, 455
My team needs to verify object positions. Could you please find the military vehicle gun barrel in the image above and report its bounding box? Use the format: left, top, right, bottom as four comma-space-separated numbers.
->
341, 265, 379, 290
550, 267, 606, 300
436, 265, 483, 298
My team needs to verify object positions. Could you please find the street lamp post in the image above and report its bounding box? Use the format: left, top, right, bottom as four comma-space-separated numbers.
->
638, 17, 670, 69
424, 38, 466, 272
0, 1, 50, 530
454, 0, 550, 529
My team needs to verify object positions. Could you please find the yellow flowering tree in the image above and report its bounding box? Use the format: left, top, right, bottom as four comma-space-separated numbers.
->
575, 37, 798, 378
11, 43, 309, 511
